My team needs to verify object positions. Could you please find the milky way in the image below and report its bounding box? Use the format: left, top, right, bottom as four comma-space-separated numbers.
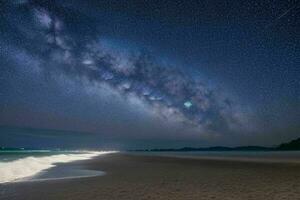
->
0, 1, 254, 140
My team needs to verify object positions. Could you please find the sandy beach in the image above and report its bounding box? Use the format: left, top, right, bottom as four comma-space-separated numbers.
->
1, 152, 300, 200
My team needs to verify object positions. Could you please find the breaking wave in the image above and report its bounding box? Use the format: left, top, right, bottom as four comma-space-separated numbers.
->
0, 151, 116, 183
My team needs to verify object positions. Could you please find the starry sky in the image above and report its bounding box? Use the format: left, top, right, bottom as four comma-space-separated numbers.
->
0, 0, 299, 149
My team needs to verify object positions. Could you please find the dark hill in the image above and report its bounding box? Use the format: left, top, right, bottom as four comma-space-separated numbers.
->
133, 138, 300, 152
277, 138, 300, 150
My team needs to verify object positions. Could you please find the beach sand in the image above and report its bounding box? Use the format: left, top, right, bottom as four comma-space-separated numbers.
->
1, 153, 300, 200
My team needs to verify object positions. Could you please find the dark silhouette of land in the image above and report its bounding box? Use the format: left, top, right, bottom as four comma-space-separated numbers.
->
134, 137, 300, 152
278, 138, 300, 150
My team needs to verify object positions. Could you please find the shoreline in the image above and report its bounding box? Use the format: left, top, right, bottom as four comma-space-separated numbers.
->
128, 151, 300, 164
1, 152, 300, 199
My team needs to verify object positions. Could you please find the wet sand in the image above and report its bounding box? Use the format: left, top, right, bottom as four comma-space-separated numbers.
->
1, 152, 300, 200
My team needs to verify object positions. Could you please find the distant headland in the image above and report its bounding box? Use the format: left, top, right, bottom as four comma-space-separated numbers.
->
133, 137, 300, 152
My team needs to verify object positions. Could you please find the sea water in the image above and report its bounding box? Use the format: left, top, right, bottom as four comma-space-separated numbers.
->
0, 150, 116, 184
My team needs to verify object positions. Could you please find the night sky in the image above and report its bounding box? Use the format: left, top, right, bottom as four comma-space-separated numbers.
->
0, 0, 299, 149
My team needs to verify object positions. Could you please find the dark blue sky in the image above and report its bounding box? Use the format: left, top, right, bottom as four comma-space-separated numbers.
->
0, 0, 299, 149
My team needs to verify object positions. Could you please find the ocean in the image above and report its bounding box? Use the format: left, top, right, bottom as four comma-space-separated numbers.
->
0, 150, 116, 184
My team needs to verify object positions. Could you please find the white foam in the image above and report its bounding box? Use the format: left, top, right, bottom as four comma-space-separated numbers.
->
0, 151, 117, 184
